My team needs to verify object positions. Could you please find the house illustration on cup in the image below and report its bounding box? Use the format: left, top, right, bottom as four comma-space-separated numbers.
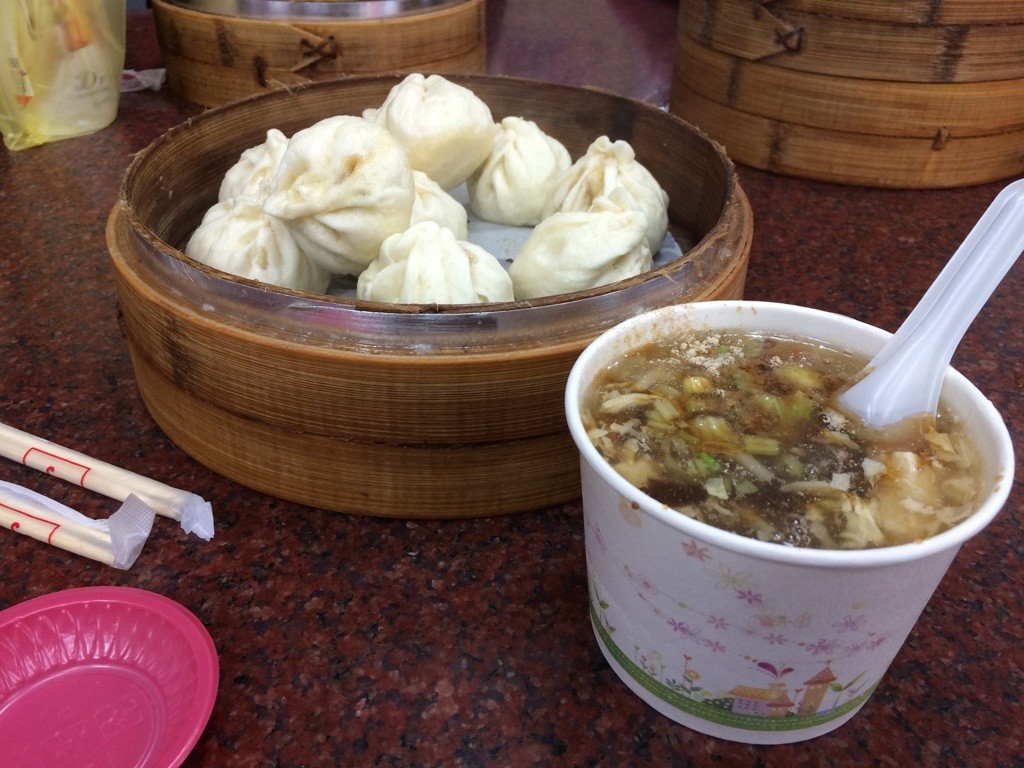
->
728, 663, 841, 718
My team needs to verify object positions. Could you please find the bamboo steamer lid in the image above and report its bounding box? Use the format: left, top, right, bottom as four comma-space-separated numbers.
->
106, 74, 753, 518
152, 0, 486, 106
671, 0, 1024, 187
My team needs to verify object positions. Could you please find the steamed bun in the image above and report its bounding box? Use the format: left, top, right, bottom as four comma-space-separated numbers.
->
185, 196, 331, 294
357, 221, 514, 305
544, 135, 669, 254
262, 115, 415, 277
509, 191, 652, 300
467, 116, 571, 227
218, 128, 289, 203
364, 73, 496, 190
411, 170, 469, 240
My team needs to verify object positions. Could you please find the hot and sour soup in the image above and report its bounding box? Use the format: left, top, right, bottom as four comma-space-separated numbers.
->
581, 330, 982, 550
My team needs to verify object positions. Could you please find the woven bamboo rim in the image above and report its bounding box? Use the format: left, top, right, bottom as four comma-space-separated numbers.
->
670, 80, 1024, 188
152, 0, 485, 106
679, 0, 1024, 83
759, 0, 1024, 25
107, 75, 753, 517
675, 41, 1024, 139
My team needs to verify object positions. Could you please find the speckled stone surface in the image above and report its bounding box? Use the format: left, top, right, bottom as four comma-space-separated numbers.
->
1, 3, 1021, 766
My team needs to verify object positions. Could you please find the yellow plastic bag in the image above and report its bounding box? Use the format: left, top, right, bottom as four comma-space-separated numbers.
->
0, 0, 125, 150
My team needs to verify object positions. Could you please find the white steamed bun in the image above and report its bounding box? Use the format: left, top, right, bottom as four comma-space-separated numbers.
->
217, 128, 289, 203
509, 190, 652, 300
543, 135, 669, 254
410, 170, 469, 240
261, 115, 415, 277
357, 220, 514, 305
467, 116, 571, 227
185, 196, 331, 294
364, 73, 496, 190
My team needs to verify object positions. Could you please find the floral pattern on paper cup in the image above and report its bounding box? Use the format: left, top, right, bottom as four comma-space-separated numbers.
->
581, 460, 962, 744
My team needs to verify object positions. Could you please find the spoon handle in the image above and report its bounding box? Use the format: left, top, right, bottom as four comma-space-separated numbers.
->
839, 179, 1024, 427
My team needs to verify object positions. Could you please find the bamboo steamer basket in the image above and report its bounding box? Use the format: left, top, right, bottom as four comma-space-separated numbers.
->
762, 0, 1024, 25
677, 0, 1024, 83
670, 0, 1024, 187
671, 83, 1024, 188
152, 0, 486, 106
676, 42, 1024, 140
106, 74, 753, 518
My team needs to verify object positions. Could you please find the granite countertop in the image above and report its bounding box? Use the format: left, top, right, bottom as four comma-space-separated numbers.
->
1, 2, 1021, 765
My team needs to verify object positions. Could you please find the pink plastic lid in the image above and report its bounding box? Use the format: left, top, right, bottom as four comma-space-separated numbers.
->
0, 586, 219, 767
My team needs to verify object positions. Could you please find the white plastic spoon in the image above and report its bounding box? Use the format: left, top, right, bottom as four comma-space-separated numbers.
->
838, 178, 1024, 428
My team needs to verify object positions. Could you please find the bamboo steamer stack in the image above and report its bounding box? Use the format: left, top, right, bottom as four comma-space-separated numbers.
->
152, 0, 486, 106
669, 0, 1024, 187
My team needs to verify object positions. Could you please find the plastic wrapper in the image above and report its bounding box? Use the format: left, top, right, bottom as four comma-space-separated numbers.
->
121, 68, 165, 93
0, 481, 155, 569
0, 0, 126, 150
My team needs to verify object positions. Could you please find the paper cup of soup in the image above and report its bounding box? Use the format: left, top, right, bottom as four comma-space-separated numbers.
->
564, 300, 1014, 744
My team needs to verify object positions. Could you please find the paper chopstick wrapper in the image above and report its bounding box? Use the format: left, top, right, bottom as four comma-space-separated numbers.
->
0, 481, 154, 569
0, 421, 214, 540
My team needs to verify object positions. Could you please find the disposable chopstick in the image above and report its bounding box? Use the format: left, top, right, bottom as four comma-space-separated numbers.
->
0, 420, 214, 539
